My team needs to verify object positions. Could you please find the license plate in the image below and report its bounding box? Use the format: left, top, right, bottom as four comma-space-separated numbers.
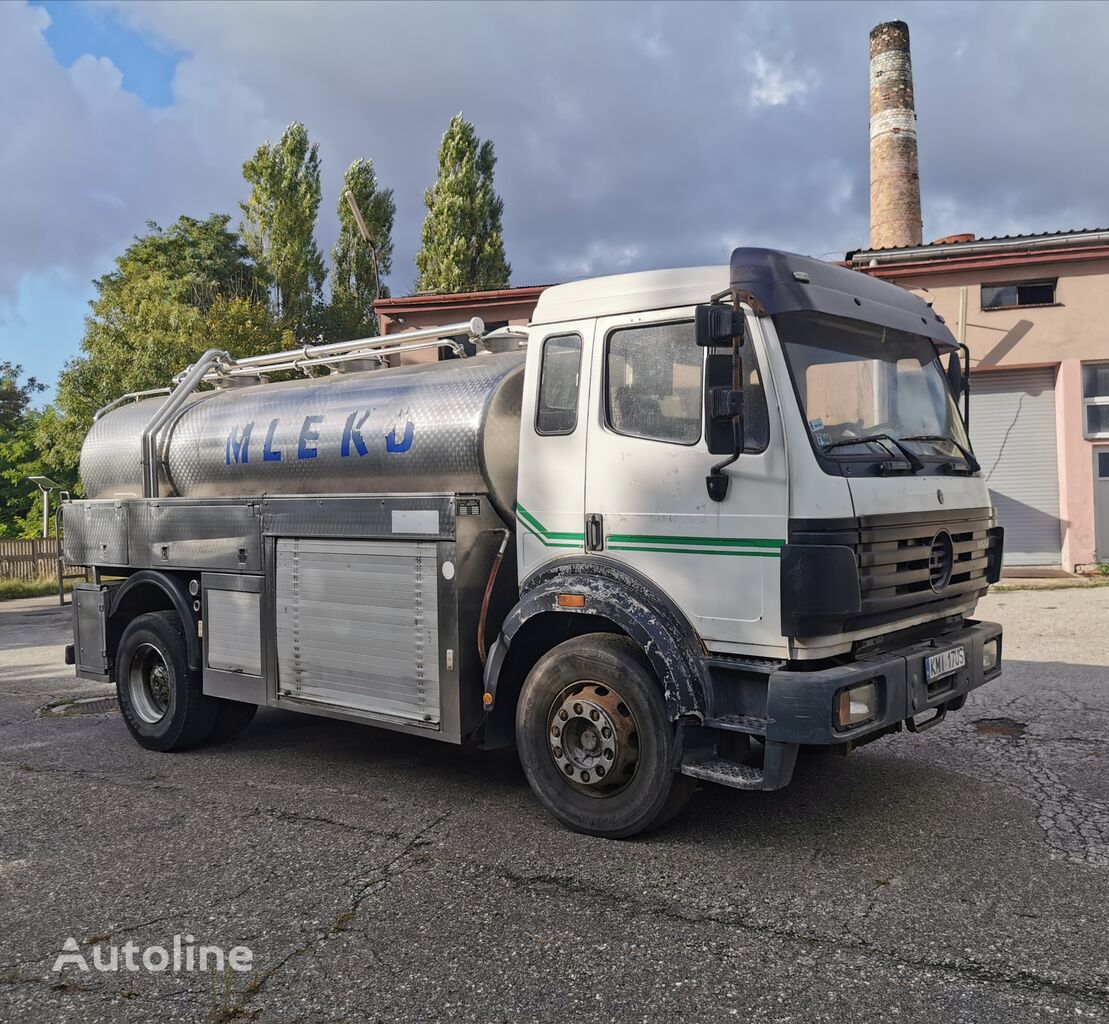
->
926, 645, 966, 682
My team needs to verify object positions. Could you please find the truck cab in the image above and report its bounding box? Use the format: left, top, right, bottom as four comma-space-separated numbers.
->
490, 248, 1003, 833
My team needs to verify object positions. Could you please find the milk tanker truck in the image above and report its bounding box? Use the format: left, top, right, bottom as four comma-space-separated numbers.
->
62, 248, 1004, 837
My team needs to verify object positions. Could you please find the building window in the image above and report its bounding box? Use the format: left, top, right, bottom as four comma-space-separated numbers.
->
535, 333, 582, 435
981, 279, 1057, 311
1084, 363, 1109, 438
606, 320, 702, 445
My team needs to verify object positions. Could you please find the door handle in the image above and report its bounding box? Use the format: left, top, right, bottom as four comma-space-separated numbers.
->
585, 513, 604, 552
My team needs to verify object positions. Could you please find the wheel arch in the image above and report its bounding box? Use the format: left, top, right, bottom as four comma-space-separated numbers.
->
480, 557, 708, 748
109, 570, 201, 673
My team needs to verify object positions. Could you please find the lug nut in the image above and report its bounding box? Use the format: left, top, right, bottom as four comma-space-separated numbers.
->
553, 746, 562, 758
604, 749, 614, 760
596, 765, 606, 777
580, 771, 590, 783
573, 703, 583, 715
563, 765, 573, 776
589, 709, 599, 721
551, 725, 561, 737
559, 709, 569, 721
601, 726, 612, 738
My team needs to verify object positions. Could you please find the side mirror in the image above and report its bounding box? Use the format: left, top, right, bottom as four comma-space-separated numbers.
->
695, 304, 744, 347
946, 343, 971, 430
946, 350, 962, 398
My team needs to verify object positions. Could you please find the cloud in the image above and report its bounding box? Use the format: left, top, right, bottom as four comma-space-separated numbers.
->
745, 52, 813, 109
2, 0, 1108, 333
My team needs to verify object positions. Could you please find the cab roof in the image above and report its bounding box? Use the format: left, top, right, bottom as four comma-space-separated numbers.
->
529, 248, 956, 348
530, 265, 727, 326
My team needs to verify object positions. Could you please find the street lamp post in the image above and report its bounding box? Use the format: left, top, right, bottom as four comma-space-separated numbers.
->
28, 475, 60, 539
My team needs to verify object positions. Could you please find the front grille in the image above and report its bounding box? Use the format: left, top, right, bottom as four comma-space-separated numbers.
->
786, 507, 1000, 637
856, 512, 993, 612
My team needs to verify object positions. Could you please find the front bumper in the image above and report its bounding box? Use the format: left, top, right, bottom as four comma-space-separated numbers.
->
766, 618, 1003, 748
686, 619, 1003, 793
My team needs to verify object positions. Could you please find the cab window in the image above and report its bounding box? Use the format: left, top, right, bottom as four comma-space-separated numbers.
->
605, 321, 701, 445
535, 333, 582, 435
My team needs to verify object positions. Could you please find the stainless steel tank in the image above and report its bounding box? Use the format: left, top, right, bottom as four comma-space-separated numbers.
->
80, 353, 525, 518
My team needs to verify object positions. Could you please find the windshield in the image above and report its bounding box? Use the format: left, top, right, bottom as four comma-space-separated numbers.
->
776, 312, 971, 466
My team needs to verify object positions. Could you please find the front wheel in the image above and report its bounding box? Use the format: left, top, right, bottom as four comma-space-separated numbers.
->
515, 634, 694, 838
116, 611, 218, 752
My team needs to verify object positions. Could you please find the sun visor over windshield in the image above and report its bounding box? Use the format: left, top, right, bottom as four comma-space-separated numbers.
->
729, 248, 958, 350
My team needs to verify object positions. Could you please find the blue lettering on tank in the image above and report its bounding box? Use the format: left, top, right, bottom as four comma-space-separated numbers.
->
262, 418, 282, 462
298, 415, 323, 459
341, 410, 371, 458
225, 421, 254, 465
386, 417, 414, 454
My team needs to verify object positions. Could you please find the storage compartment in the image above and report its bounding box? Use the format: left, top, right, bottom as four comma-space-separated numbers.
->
202, 573, 266, 704
72, 583, 111, 679
274, 538, 441, 726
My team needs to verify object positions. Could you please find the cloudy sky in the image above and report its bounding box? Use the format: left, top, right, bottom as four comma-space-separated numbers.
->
2, 0, 1107, 397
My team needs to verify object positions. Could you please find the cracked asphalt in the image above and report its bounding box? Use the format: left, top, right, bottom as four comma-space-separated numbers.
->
1, 589, 1108, 1023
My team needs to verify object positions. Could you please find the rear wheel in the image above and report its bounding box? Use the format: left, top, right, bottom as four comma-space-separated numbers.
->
515, 634, 694, 838
116, 611, 217, 752
208, 700, 257, 743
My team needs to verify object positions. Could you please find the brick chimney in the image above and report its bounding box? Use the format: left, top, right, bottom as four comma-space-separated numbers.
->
869, 20, 922, 250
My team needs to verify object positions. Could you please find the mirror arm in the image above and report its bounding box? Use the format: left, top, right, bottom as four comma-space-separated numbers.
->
959, 342, 971, 431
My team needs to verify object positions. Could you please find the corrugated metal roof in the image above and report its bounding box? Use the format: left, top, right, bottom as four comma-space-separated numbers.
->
853, 226, 1109, 258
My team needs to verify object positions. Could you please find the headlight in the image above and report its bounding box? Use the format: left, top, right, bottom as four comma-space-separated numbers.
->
982, 639, 1000, 673
835, 682, 877, 729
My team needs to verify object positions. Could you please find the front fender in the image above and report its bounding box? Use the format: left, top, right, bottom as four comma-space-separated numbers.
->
485, 557, 708, 721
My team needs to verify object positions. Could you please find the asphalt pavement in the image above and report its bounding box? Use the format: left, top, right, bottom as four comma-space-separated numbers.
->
1, 588, 1107, 1023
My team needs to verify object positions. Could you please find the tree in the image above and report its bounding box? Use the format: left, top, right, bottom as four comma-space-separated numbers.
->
415, 114, 510, 293
240, 122, 326, 335
329, 158, 395, 340
0, 362, 51, 537
44, 215, 288, 478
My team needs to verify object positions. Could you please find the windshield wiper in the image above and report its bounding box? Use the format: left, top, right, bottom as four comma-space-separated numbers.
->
821, 433, 925, 473
900, 434, 981, 473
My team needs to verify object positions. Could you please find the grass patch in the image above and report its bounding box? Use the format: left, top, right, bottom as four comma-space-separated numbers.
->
992, 577, 1109, 592
0, 576, 78, 601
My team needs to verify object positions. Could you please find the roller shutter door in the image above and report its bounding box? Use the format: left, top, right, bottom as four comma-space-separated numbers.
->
275, 538, 440, 724
970, 367, 1061, 565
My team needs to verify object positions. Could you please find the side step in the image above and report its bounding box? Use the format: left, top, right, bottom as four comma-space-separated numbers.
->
680, 755, 764, 791
702, 714, 768, 736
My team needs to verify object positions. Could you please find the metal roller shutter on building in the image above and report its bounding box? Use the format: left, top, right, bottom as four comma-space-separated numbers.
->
970, 367, 1062, 566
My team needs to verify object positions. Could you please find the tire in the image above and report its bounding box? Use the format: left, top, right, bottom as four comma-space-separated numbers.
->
208, 700, 257, 743
115, 611, 218, 752
515, 634, 695, 838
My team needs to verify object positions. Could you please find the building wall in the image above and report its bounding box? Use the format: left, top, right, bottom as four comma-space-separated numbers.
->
890, 258, 1109, 368
376, 292, 541, 365
872, 256, 1109, 570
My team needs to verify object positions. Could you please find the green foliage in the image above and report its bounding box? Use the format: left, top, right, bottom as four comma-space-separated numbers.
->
0, 360, 42, 432
0, 576, 77, 602
329, 159, 395, 341
416, 113, 510, 293
240, 122, 327, 335
46, 215, 288, 479
0, 362, 54, 538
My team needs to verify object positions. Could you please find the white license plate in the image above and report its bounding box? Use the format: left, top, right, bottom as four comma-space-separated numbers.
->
926, 645, 966, 682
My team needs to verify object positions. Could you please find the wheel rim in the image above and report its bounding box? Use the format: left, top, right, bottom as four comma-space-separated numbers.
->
547, 682, 639, 797
128, 643, 172, 724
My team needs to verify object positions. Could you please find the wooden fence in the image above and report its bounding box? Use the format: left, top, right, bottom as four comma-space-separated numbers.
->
0, 537, 63, 580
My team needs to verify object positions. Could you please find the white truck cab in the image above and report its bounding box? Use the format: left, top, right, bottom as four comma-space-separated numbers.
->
63, 248, 1003, 838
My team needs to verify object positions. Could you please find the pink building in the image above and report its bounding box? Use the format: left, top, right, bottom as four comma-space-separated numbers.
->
850, 228, 1109, 571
